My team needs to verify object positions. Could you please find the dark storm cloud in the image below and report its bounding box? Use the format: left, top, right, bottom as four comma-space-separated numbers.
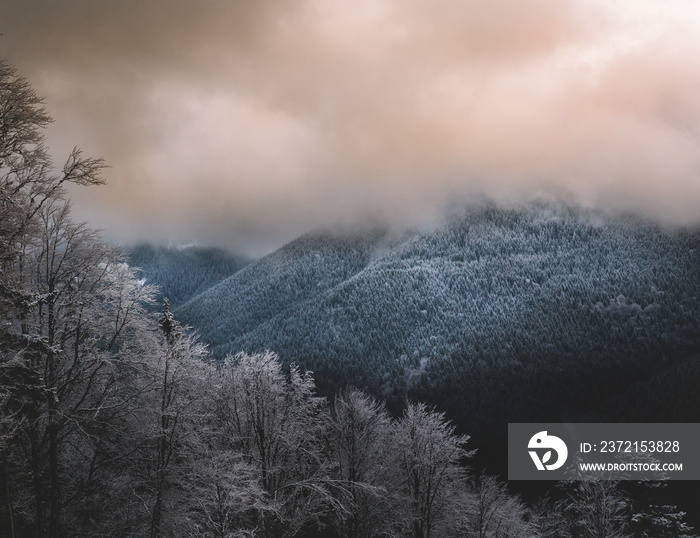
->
1, 0, 699, 253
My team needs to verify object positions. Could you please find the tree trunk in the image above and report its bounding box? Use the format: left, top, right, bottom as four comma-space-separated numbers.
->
150, 487, 163, 538
48, 418, 61, 538
29, 425, 46, 536
1, 451, 16, 538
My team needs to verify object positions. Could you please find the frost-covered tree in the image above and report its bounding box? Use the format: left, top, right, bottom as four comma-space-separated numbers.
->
460, 472, 539, 538
393, 402, 473, 538
532, 495, 569, 538
182, 450, 267, 538
142, 300, 208, 538
559, 480, 631, 538
213, 351, 331, 537
1, 208, 159, 536
0, 57, 105, 334
0, 58, 171, 538
1, 61, 106, 490
326, 388, 399, 538
630, 504, 698, 538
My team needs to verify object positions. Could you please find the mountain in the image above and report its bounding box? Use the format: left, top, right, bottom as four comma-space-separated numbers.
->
176, 203, 700, 447
126, 243, 249, 309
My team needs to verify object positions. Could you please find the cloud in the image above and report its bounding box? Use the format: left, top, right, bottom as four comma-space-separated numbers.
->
1, 0, 699, 253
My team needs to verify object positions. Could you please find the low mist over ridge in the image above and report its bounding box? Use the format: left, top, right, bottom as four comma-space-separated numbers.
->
3, 0, 700, 251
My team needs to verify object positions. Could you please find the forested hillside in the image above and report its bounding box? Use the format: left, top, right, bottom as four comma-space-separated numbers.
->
126, 243, 248, 309
177, 205, 700, 442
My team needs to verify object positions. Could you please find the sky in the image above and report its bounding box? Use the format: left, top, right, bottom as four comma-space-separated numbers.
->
2, 0, 700, 254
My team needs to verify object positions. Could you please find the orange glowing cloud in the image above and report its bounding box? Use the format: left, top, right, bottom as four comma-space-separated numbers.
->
1, 0, 699, 251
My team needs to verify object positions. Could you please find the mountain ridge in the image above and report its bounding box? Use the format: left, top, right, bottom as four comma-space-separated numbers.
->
175, 203, 700, 446
126, 243, 250, 309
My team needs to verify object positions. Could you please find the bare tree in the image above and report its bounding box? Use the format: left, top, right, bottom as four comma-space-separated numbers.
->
460, 472, 540, 538
393, 402, 473, 538
0, 59, 106, 377
183, 449, 268, 538
326, 388, 400, 538
560, 480, 631, 538
0, 58, 170, 538
214, 351, 332, 538
144, 300, 208, 538
2, 200, 160, 536
0, 59, 105, 269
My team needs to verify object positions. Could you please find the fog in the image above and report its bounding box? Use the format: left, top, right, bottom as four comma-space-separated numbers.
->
2, 0, 700, 254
